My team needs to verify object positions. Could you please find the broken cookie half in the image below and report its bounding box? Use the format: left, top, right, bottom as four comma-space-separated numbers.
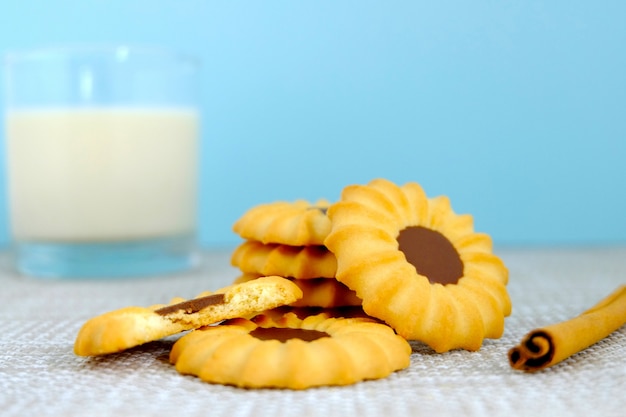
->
74, 276, 303, 356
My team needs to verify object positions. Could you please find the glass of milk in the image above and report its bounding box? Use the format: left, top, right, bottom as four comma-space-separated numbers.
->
3, 46, 201, 278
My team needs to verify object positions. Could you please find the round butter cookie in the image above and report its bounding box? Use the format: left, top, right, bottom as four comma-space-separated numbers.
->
234, 274, 362, 308
231, 240, 337, 279
233, 199, 331, 246
170, 312, 411, 389
324, 178, 511, 353
74, 276, 303, 356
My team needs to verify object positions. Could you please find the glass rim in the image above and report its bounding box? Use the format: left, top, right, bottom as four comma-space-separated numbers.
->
4, 44, 200, 68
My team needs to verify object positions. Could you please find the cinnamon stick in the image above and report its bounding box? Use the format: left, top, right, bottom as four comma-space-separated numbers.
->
508, 285, 626, 372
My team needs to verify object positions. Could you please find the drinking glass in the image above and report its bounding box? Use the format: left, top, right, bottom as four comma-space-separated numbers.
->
3, 46, 201, 278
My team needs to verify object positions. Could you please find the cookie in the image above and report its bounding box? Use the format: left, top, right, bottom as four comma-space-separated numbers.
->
235, 274, 362, 308
170, 312, 411, 389
324, 178, 511, 353
231, 240, 337, 279
74, 276, 303, 356
232, 199, 332, 246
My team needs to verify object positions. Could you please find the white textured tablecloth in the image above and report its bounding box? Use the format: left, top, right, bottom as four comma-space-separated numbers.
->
1, 247, 625, 417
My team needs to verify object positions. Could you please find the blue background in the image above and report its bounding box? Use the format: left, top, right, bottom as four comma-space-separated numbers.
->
0, 1, 625, 248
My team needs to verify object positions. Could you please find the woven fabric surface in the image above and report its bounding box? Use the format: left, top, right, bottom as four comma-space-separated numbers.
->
0, 247, 624, 417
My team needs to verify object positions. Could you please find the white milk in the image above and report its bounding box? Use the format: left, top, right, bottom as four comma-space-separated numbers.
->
5, 108, 198, 242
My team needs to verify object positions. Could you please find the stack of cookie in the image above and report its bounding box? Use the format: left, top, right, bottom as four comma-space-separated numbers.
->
230, 178, 511, 353
230, 199, 363, 313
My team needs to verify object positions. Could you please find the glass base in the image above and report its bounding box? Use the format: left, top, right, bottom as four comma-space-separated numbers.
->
13, 235, 200, 278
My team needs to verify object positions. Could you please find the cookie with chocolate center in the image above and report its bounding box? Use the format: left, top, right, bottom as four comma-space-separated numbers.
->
74, 276, 303, 356
233, 199, 331, 246
231, 240, 337, 279
170, 312, 411, 389
324, 178, 511, 353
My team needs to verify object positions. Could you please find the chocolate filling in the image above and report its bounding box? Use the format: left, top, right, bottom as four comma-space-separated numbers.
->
249, 327, 330, 343
154, 293, 226, 316
397, 226, 464, 285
